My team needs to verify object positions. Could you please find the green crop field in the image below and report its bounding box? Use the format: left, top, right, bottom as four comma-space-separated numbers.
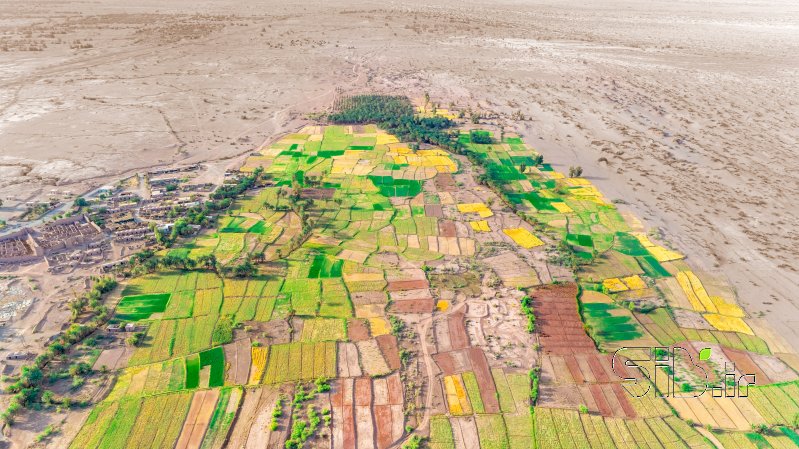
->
199, 346, 226, 387
114, 293, 171, 322
581, 301, 644, 343
429, 416, 455, 449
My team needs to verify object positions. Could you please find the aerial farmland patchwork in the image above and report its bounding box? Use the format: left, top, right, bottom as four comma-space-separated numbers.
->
29, 96, 789, 449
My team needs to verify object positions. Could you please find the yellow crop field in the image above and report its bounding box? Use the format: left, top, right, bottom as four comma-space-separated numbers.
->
562, 177, 590, 186
551, 202, 573, 213
343, 272, 384, 283
249, 346, 268, 385
376, 132, 399, 145
503, 228, 544, 248
387, 146, 457, 172
704, 314, 754, 335
711, 296, 745, 317
631, 232, 684, 262
548, 172, 565, 179
443, 374, 472, 415
457, 203, 493, 218
602, 278, 629, 293
368, 317, 391, 336
621, 275, 647, 290
469, 220, 491, 232
568, 185, 607, 204
676, 271, 717, 313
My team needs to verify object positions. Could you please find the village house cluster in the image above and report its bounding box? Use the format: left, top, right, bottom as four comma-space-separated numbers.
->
0, 164, 220, 273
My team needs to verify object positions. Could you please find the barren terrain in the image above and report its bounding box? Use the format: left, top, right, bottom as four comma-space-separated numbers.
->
1, 0, 798, 396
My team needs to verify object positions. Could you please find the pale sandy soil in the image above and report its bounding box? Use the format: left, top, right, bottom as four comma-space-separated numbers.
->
1, 0, 798, 445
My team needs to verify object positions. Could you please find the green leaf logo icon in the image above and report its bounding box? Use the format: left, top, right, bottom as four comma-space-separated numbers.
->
699, 348, 712, 361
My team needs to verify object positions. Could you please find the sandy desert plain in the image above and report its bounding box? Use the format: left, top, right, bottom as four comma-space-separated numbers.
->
0, 0, 798, 448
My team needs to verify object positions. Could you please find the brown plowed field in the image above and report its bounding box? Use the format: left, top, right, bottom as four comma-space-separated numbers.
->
425, 204, 444, 218
466, 347, 500, 413
390, 298, 435, 314
432, 349, 474, 376
332, 375, 404, 449
722, 347, 771, 384
589, 384, 612, 416
434, 173, 456, 192
433, 352, 458, 375
439, 220, 457, 237
348, 318, 371, 342
610, 383, 637, 419
387, 279, 429, 291
375, 334, 401, 370
386, 373, 403, 405
355, 377, 372, 406
332, 379, 356, 449
534, 285, 642, 419
448, 311, 470, 350
532, 284, 596, 354
374, 405, 393, 448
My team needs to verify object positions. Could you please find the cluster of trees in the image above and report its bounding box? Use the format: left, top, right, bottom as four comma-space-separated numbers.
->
283, 383, 330, 449
2, 277, 117, 425
469, 129, 493, 144
529, 367, 540, 408
211, 167, 263, 201
153, 218, 196, 248
126, 248, 255, 279
328, 95, 458, 149
520, 295, 536, 333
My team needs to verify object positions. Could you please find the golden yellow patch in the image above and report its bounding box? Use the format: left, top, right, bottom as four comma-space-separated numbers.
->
603, 278, 629, 293
457, 203, 493, 218
631, 232, 684, 262
704, 314, 753, 335
368, 318, 391, 336
621, 275, 647, 290
551, 202, 573, 213
443, 374, 472, 415
503, 228, 544, 248
469, 220, 491, 232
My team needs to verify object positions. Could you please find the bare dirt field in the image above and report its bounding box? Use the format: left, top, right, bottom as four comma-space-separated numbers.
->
1, 0, 797, 378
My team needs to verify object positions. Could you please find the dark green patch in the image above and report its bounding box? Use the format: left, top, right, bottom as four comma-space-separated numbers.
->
115, 293, 171, 322
185, 354, 200, 389
308, 255, 343, 278
582, 302, 644, 343
368, 176, 422, 197
247, 221, 268, 235
744, 432, 772, 449
780, 427, 799, 446
635, 255, 671, 278
199, 346, 225, 387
